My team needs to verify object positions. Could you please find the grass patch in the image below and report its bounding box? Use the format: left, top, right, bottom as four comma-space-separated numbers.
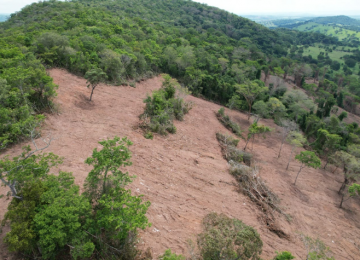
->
302, 44, 350, 64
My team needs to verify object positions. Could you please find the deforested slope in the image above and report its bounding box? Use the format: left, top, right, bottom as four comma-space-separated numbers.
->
1, 69, 360, 259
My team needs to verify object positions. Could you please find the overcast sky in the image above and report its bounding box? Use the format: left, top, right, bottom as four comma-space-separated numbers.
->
2, 0, 360, 16
193, 0, 360, 16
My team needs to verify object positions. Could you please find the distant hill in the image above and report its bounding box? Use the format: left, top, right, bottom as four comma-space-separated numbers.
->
260, 15, 360, 29
263, 15, 360, 44
0, 14, 9, 22
258, 17, 312, 28
310, 15, 360, 26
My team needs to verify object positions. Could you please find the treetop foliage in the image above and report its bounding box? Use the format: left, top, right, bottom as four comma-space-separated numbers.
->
295, 151, 321, 169
1, 137, 151, 259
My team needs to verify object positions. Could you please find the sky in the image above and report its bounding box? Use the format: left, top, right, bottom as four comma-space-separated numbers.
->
1, 0, 360, 16
193, 0, 360, 16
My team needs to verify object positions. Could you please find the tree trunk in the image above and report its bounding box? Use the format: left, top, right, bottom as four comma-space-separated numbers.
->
89, 86, 96, 101
103, 166, 109, 195
324, 157, 329, 169
286, 147, 294, 170
294, 165, 303, 185
332, 166, 338, 174
244, 137, 251, 151
338, 178, 349, 195
339, 193, 345, 208
248, 104, 252, 120
278, 139, 285, 158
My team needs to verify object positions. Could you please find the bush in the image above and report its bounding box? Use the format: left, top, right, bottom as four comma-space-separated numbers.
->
216, 132, 239, 147
197, 212, 263, 260
216, 133, 252, 165
140, 75, 191, 136
144, 131, 153, 139
273, 251, 295, 260
159, 249, 185, 260
216, 108, 243, 138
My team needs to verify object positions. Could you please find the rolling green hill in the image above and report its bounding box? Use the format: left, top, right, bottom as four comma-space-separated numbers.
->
274, 15, 360, 44
2, 1, 360, 259
296, 22, 360, 41
311, 15, 360, 26
0, 0, 356, 150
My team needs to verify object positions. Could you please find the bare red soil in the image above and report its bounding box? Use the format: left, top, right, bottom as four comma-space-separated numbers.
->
1, 69, 360, 259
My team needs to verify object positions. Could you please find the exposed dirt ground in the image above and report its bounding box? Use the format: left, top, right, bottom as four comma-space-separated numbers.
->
1, 69, 360, 260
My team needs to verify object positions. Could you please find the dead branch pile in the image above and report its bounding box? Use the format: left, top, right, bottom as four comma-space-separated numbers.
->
229, 161, 280, 214
216, 132, 289, 238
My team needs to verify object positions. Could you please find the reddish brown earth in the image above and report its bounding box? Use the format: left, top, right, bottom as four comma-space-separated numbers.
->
1, 69, 360, 260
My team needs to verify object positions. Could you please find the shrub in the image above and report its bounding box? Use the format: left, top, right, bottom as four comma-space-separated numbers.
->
216, 132, 239, 147
273, 251, 295, 260
140, 75, 191, 136
197, 212, 263, 260
159, 249, 185, 260
144, 131, 153, 139
299, 234, 335, 260
216, 108, 243, 138
216, 133, 252, 165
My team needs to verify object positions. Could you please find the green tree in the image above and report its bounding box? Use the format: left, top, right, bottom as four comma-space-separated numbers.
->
253, 97, 286, 120
348, 144, 360, 158
286, 131, 307, 170
267, 97, 287, 120
314, 129, 342, 169
33, 173, 94, 259
294, 151, 321, 185
345, 58, 356, 68
235, 80, 268, 120
2, 136, 151, 259
339, 183, 360, 208
84, 136, 134, 203
330, 151, 359, 195
2, 172, 95, 259
274, 67, 285, 78
277, 119, 298, 158
0, 138, 62, 200
94, 185, 151, 242
338, 111, 347, 121
85, 67, 108, 101
244, 122, 271, 151
252, 100, 269, 118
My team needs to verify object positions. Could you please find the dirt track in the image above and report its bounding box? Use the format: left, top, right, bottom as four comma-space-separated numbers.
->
1, 69, 360, 259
